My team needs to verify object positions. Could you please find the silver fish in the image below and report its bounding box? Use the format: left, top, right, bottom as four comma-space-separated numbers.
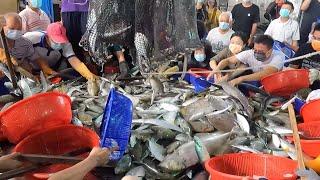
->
125, 166, 145, 178
40, 71, 48, 92
148, 138, 166, 161
132, 119, 183, 132
159, 132, 230, 172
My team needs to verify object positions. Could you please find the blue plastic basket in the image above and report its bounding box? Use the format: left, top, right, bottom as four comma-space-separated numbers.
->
100, 88, 133, 161
294, 98, 305, 114
238, 81, 261, 96
273, 40, 295, 67
191, 77, 214, 93
0, 77, 9, 96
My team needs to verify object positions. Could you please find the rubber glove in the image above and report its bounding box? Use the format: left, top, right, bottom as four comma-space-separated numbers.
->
0, 48, 17, 65
163, 65, 179, 78
306, 89, 320, 103
296, 169, 320, 180
309, 69, 320, 84
73, 62, 97, 81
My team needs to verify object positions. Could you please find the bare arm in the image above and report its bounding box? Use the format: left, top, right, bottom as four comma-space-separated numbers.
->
229, 66, 278, 86
301, 0, 312, 11
248, 23, 258, 45
36, 58, 56, 75
291, 40, 299, 52
207, 56, 239, 80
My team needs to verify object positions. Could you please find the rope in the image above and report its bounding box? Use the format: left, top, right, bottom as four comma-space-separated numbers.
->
141, 51, 320, 75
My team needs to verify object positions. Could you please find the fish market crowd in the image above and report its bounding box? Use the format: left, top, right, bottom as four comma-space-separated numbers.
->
0, 0, 320, 179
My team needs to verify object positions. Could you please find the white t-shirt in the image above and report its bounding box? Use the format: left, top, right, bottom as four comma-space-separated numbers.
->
236, 49, 285, 72
206, 27, 234, 53
23, 31, 75, 69
264, 18, 300, 44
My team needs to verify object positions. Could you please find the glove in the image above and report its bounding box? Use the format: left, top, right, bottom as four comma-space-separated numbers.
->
306, 89, 320, 103
163, 65, 179, 78
296, 169, 320, 180
309, 69, 320, 84
73, 62, 97, 81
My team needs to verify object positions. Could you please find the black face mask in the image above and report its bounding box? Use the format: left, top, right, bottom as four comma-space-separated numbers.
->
254, 52, 267, 62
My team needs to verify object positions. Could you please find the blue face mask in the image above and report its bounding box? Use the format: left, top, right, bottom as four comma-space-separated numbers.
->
5, 29, 23, 40
29, 0, 42, 8
279, 9, 290, 18
219, 22, 230, 30
194, 54, 206, 62
50, 41, 63, 50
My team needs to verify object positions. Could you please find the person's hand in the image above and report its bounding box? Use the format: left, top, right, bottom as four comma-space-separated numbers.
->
0, 153, 23, 171
228, 77, 244, 87
207, 68, 219, 80
309, 69, 320, 84
88, 147, 118, 167
296, 168, 320, 179
87, 77, 101, 96
248, 37, 254, 47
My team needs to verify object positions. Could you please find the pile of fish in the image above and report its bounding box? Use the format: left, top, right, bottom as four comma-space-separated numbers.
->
0, 64, 313, 179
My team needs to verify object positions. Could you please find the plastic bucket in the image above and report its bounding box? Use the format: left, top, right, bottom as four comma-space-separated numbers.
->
297, 122, 320, 157
261, 69, 310, 97
100, 88, 133, 160
205, 153, 297, 180
14, 125, 99, 180
301, 99, 320, 123
0, 92, 72, 144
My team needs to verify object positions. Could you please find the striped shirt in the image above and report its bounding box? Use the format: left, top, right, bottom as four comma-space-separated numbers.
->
19, 6, 51, 33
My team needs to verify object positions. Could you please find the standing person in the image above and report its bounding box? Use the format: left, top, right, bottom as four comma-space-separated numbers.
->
196, 0, 208, 22
205, 0, 221, 30
19, 0, 51, 33
290, 23, 320, 90
61, 0, 89, 60
231, 0, 260, 46
264, 1, 300, 51
206, 12, 234, 54
264, 0, 285, 21
299, 0, 320, 45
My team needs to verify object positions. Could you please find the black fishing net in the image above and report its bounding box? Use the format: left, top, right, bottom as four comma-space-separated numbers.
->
81, 0, 201, 73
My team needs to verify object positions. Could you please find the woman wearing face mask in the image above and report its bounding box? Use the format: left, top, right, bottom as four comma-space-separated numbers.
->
206, 12, 235, 54
265, 1, 300, 51
209, 32, 249, 81
290, 23, 320, 90
205, 0, 221, 30
19, 0, 51, 33
163, 41, 214, 76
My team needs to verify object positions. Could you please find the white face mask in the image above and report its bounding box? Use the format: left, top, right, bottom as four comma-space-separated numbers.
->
5, 29, 23, 40
243, 0, 251, 3
50, 41, 63, 50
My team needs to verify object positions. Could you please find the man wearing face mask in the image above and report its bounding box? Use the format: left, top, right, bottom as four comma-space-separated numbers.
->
264, 0, 286, 21
23, 22, 97, 81
290, 23, 320, 90
265, 1, 300, 51
206, 12, 234, 54
19, 0, 51, 33
1, 13, 54, 76
231, 0, 260, 46
209, 35, 285, 86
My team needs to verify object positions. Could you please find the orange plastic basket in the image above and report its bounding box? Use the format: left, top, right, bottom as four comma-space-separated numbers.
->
205, 153, 297, 180
14, 125, 100, 180
301, 99, 320, 123
261, 69, 310, 97
0, 92, 72, 144
287, 122, 320, 158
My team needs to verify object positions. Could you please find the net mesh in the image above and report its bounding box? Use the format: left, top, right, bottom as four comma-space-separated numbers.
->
81, 0, 201, 73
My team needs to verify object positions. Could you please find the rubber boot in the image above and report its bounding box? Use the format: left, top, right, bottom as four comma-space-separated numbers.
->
118, 61, 129, 80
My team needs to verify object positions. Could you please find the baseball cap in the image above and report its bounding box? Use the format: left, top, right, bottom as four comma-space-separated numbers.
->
46, 22, 69, 44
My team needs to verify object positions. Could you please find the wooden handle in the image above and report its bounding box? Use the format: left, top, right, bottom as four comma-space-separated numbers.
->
288, 104, 306, 179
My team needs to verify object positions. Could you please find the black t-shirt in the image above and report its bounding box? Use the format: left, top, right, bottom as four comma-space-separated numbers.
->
300, 0, 320, 44
231, 3, 260, 36
291, 43, 320, 90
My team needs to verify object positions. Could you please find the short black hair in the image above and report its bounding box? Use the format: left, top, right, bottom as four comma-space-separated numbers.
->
254, 35, 274, 49
282, 1, 294, 11
231, 31, 249, 45
314, 23, 320, 32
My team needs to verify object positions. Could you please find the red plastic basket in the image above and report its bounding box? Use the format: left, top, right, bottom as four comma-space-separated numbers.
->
261, 69, 310, 97
0, 92, 72, 144
188, 68, 210, 78
301, 99, 320, 123
205, 153, 297, 180
14, 125, 100, 180
286, 122, 320, 158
